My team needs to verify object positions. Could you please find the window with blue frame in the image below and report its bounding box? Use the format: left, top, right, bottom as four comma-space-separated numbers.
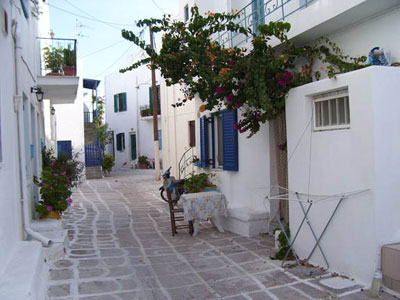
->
114, 93, 127, 112
57, 140, 72, 158
199, 109, 238, 171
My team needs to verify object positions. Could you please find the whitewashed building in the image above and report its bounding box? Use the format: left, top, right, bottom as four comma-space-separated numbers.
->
105, 65, 162, 170
0, 1, 80, 298
162, 0, 400, 288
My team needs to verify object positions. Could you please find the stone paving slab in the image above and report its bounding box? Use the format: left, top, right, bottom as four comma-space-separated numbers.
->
46, 170, 398, 300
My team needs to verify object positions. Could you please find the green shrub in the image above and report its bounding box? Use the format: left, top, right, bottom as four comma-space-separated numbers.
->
102, 154, 115, 174
138, 155, 150, 166
34, 147, 84, 216
184, 173, 211, 193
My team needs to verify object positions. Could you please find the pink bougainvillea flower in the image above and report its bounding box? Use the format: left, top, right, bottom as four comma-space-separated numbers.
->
123, 162, 127, 166
255, 113, 260, 120
226, 93, 234, 103
67, 198, 73, 206
215, 86, 225, 95
60, 171, 66, 176
233, 123, 238, 129
277, 72, 293, 86
53, 173, 58, 177
238, 128, 243, 133
46, 206, 53, 211
234, 102, 242, 108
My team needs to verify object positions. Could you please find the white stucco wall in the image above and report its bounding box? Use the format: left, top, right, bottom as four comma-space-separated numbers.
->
0, 0, 45, 275
286, 66, 400, 286
105, 66, 162, 169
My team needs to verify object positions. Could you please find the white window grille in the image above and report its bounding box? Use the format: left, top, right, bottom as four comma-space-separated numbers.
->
313, 88, 350, 131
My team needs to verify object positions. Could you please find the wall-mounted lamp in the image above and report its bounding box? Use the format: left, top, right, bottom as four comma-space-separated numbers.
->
31, 86, 44, 102
50, 106, 56, 115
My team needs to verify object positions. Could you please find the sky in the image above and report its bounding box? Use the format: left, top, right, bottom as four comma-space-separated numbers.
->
47, 0, 180, 94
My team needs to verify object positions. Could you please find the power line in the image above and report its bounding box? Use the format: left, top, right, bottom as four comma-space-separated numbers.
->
81, 40, 125, 58
93, 44, 135, 77
46, 2, 136, 29
151, 0, 165, 14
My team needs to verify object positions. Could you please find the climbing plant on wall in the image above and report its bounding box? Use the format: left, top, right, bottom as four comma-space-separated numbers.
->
120, 6, 366, 137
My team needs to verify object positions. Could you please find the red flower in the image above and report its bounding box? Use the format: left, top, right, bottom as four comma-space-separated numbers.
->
226, 94, 234, 103
277, 72, 293, 86
215, 86, 225, 95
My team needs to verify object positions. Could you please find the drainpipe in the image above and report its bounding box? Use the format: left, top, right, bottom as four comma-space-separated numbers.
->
12, 20, 52, 247
135, 76, 141, 158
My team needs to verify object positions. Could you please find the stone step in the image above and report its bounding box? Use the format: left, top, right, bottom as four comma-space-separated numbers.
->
31, 219, 69, 262
0, 241, 47, 300
86, 166, 102, 179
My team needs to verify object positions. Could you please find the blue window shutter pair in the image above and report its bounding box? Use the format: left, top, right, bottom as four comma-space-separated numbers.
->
222, 109, 239, 171
200, 116, 209, 168
114, 95, 118, 112
199, 110, 238, 171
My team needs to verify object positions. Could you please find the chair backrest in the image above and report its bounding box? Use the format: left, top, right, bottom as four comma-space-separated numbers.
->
166, 186, 175, 211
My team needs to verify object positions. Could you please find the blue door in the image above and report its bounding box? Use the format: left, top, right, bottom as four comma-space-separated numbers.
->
57, 140, 72, 158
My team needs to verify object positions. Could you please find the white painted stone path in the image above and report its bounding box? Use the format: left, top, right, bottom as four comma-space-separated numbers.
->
46, 170, 398, 300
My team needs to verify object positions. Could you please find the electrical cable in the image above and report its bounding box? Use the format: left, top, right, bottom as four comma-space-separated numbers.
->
46, 2, 136, 29
81, 40, 125, 58
151, 0, 166, 14
93, 44, 135, 77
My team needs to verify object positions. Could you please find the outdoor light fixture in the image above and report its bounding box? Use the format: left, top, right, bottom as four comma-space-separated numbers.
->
50, 106, 56, 115
31, 86, 44, 102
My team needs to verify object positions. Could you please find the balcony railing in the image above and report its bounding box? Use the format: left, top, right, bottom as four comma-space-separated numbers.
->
215, 0, 316, 47
38, 37, 77, 76
140, 104, 161, 118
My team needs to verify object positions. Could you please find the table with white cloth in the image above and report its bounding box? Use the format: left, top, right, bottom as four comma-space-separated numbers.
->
178, 191, 227, 236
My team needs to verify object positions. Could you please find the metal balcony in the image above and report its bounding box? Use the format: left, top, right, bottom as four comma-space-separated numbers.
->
36, 37, 79, 104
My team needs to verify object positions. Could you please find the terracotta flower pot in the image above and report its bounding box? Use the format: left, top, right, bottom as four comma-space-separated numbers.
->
40, 211, 61, 220
63, 66, 75, 76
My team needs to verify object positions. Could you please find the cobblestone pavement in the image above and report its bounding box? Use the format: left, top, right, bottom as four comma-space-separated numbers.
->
47, 170, 398, 300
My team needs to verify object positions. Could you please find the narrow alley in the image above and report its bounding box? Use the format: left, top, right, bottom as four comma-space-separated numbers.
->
46, 170, 396, 300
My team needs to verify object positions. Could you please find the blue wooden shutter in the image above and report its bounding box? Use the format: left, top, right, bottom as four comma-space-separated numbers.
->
200, 116, 209, 168
149, 87, 153, 108
114, 94, 118, 112
222, 109, 238, 171
57, 140, 72, 158
121, 133, 125, 150
122, 93, 127, 111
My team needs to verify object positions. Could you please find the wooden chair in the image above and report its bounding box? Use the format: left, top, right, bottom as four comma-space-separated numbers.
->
166, 186, 193, 236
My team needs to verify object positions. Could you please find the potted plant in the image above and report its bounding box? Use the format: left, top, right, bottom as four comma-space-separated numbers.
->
63, 45, 76, 76
102, 154, 115, 175
140, 107, 153, 117
34, 148, 83, 219
184, 172, 216, 193
43, 46, 64, 75
138, 155, 150, 169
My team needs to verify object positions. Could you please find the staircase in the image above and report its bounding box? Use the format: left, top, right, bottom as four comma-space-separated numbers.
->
84, 123, 102, 179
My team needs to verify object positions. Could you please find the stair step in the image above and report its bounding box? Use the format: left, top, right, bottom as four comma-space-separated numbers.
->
0, 241, 47, 300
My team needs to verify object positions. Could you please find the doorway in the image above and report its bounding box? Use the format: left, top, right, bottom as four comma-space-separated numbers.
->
130, 133, 137, 161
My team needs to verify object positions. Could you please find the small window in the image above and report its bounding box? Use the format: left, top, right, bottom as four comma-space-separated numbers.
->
114, 93, 127, 112
184, 4, 189, 22
116, 133, 125, 151
188, 120, 196, 147
314, 89, 350, 131
1, 6, 8, 36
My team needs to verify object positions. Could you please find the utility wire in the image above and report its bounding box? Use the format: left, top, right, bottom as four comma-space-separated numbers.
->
81, 40, 125, 58
46, 2, 136, 29
151, 0, 166, 14
93, 44, 135, 77
63, 0, 123, 30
